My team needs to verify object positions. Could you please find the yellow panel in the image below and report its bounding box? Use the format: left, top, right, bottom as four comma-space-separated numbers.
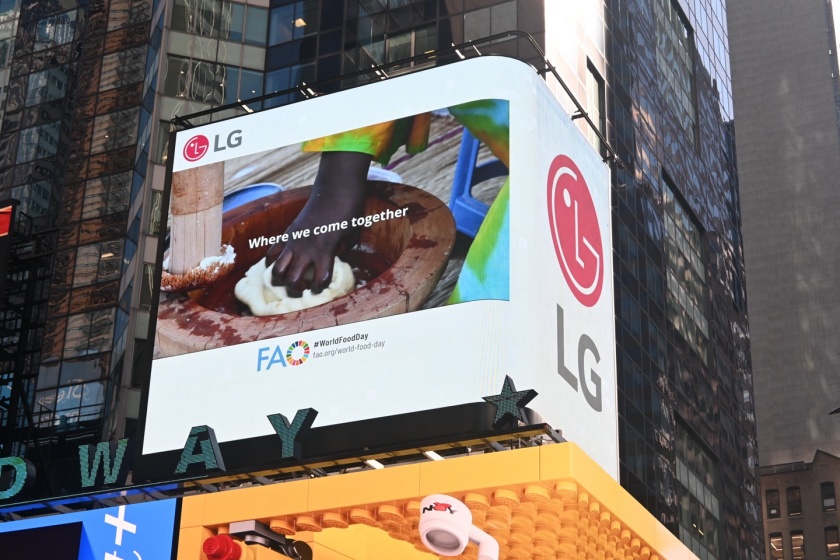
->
177, 526, 214, 560
418, 446, 541, 495
199, 478, 311, 526
307, 463, 421, 511
306, 524, 434, 560
175, 443, 698, 560
180, 495, 207, 529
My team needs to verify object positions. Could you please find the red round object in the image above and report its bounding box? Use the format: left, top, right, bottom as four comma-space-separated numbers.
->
203, 534, 242, 560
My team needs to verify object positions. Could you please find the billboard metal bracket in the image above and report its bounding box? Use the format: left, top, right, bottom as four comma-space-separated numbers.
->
167, 31, 624, 171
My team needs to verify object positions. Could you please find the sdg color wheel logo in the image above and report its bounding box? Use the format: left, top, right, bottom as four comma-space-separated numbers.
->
547, 155, 604, 307
286, 341, 310, 366
183, 134, 210, 162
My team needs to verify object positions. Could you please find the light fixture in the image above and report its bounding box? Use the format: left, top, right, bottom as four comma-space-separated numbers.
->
423, 450, 444, 461
294, 18, 306, 27
101, 252, 115, 258
237, 98, 254, 114
364, 459, 384, 470
300, 81, 316, 98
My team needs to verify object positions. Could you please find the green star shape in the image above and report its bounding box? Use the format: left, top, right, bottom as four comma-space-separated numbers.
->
482, 376, 538, 428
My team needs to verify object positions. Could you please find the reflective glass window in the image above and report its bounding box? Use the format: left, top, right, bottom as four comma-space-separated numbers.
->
244, 6, 267, 45
34, 10, 77, 51
82, 172, 131, 220
17, 121, 61, 163
655, 0, 696, 139
224, 2, 244, 42
269, 0, 319, 46
464, 0, 516, 42
663, 179, 708, 363
63, 308, 116, 359
72, 240, 124, 287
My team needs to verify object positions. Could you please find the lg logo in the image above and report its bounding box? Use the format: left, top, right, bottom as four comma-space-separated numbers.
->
546, 154, 604, 307
182, 130, 243, 162
547, 154, 604, 412
183, 135, 209, 162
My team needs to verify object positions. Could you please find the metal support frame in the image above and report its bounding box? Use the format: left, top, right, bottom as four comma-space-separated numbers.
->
169, 31, 624, 170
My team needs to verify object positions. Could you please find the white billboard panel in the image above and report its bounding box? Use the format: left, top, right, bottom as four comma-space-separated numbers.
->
146, 57, 617, 478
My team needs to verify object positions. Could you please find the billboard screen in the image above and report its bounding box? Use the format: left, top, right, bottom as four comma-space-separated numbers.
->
145, 57, 617, 478
0, 500, 178, 559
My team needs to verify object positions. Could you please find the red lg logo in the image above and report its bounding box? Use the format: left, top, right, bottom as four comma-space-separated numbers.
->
183, 135, 210, 162
547, 155, 604, 307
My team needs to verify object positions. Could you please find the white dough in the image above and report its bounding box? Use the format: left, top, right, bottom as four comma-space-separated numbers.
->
234, 257, 355, 316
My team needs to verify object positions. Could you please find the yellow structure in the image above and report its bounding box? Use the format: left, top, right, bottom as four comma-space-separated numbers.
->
178, 443, 698, 560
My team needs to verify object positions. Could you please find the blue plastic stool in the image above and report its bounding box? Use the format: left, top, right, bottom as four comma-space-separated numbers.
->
449, 129, 508, 237
223, 183, 284, 212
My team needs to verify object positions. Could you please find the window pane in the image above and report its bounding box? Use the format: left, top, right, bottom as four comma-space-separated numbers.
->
139, 264, 155, 312
824, 482, 837, 512
766, 489, 780, 519
244, 6, 267, 45
223, 65, 240, 104
17, 122, 61, 163
489, 1, 516, 35
294, 0, 319, 39
787, 487, 802, 516
171, 0, 190, 32
26, 66, 69, 106
463, 7, 489, 42
769, 533, 784, 560
415, 25, 436, 56
227, 2, 244, 41
218, 1, 240, 41
269, 5, 295, 46
790, 531, 805, 560
0, 38, 10, 66
34, 11, 77, 51
82, 172, 130, 220
240, 68, 263, 99
827, 527, 840, 557
387, 31, 411, 64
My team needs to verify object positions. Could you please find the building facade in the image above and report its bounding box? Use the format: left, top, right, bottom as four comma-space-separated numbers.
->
728, 1, 840, 558
760, 451, 840, 560
0, 1, 760, 559
728, 0, 840, 470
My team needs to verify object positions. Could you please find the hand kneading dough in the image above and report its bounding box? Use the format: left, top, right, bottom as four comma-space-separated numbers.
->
234, 257, 355, 316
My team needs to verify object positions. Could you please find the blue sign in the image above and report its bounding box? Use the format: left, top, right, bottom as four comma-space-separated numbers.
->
0, 499, 177, 560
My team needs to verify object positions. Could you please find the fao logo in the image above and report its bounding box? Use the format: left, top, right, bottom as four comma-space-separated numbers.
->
547, 155, 604, 307
183, 135, 209, 162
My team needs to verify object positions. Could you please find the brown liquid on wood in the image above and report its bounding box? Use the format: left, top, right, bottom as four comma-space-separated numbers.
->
195, 243, 393, 316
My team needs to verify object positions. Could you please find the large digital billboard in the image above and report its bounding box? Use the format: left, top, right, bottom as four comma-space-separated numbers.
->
144, 57, 618, 478
0, 499, 178, 559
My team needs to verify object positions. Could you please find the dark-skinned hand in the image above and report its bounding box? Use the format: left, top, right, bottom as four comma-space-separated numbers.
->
264, 151, 372, 296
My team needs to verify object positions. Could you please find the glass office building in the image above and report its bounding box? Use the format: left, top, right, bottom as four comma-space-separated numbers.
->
0, 1, 760, 559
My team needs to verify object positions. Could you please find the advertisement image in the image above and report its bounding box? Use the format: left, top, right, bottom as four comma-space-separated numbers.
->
144, 58, 618, 480
0, 500, 178, 559
155, 98, 510, 359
